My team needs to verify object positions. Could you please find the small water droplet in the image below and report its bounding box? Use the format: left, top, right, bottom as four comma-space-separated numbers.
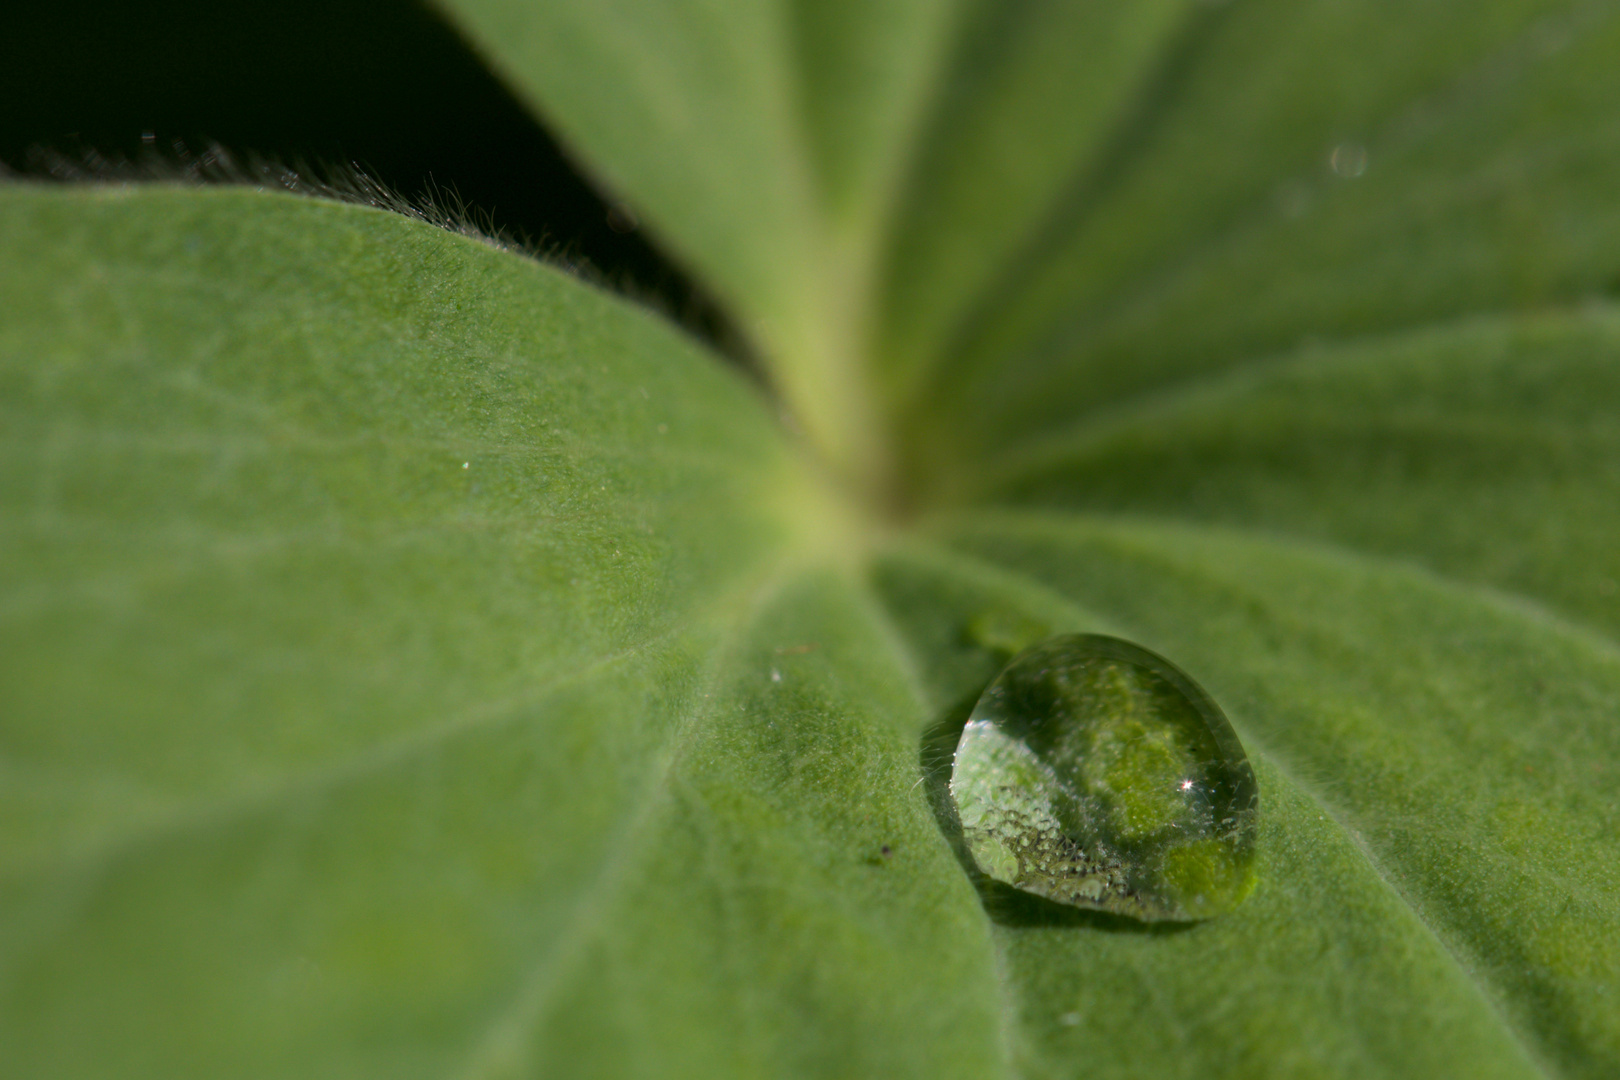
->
949, 634, 1258, 921
770, 668, 782, 683
1329, 142, 1368, 178
964, 608, 1051, 659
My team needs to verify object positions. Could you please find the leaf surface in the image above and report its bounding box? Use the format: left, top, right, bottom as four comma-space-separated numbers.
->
8, 0, 1620, 1075
880, 515, 1620, 1078
432, 0, 970, 483
0, 188, 1002, 1079
983, 311, 1620, 638
917, 0, 1620, 471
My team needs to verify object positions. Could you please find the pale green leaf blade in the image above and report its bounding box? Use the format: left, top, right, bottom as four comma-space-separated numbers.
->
879, 515, 1620, 1078
0, 186, 1002, 1079
784, 0, 962, 236
428, 0, 821, 348
979, 310, 1620, 638
871, 0, 1200, 406
912, 0, 1620, 470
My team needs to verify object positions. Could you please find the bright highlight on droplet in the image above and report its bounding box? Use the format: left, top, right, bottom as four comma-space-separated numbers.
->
949, 634, 1258, 921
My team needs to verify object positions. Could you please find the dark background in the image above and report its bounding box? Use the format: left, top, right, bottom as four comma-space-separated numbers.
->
0, 0, 737, 353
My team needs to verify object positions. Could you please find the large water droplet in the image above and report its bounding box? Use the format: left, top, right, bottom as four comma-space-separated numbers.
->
949, 634, 1258, 921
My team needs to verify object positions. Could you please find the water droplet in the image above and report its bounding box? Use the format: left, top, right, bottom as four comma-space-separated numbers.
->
949, 634, 1258, 921
1329, 142, 1368, 178
964, 608, 1051, 659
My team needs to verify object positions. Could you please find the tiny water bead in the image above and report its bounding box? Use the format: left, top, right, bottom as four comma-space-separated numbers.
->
964, 607, 1051, 659
949, 634, 1258, 921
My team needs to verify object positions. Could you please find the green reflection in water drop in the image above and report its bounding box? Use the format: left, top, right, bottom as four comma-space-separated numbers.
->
949, 634, 1258, 921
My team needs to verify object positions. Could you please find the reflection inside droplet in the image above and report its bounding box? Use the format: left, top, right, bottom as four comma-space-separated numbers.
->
949, 634, 1259, 921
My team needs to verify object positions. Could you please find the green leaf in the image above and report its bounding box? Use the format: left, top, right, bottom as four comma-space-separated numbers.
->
981, 311, 1620, 637
434, 0, 966, 489
8, 0, 1620, 1076
879, 515, 1620, 1078
0, 187, 1000, 1077
915, 0, 1620, 478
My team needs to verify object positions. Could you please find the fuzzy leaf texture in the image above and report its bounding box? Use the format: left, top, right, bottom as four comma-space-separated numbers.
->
4, 1, 1620, 1078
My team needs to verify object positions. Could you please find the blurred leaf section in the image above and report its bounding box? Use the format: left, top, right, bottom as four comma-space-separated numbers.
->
432, 0, 1209, 501
434, 0, 1620, 509
870, 0, 1198, 408
982, 309, 1620, 639
917, 0, 1620, 475
434, 0, 963, 489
